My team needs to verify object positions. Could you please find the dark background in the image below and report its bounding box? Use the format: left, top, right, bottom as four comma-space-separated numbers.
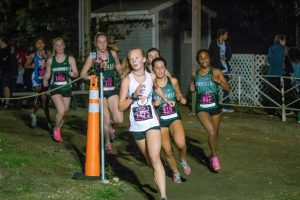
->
92, 0, 299, 54
0, 0, 298, 54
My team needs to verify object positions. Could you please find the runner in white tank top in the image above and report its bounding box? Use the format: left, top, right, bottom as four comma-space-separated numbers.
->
118, 48, 174, 200
128, 71, 159, 132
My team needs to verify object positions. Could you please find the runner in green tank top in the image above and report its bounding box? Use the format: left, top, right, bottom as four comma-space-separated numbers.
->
190, 49, 230, 172
194, 67, 219, 113
43, 38, 78, 142
49, 55, 72, 96
152, 57, 191, 184
80, 32, 123, 153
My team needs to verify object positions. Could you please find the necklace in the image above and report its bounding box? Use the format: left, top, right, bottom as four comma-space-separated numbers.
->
200, 68, 209, 76
157, 76, 167, 87
132, 71, 145, 77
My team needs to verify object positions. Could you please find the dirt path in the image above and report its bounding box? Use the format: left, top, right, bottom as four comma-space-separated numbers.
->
1, 107, 299, 200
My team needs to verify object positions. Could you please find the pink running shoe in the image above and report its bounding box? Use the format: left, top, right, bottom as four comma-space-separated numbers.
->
180, 160, 191, 175
211, 156, 220, 172
53, 127, 63, 142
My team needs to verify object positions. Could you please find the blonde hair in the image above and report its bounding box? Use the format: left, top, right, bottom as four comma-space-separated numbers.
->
121, 48, 145, 78
52, 37, 65, 55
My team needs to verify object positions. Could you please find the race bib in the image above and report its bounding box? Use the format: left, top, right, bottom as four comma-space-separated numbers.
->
54, 72, 67, 85
38, 67, 46, 79
198, 92, 216, 108
104, 76, 114, 87
160, 103, 178, 120
133, 105, 153, 121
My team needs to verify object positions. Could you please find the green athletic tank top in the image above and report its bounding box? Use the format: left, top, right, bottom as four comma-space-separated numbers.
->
50, 55, 71, 91
94, 50, 116, 91
194, 67, 219, 112
153, 77, 180, 123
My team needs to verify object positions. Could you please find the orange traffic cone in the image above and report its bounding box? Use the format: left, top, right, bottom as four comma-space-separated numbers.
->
85, 75, 100, 177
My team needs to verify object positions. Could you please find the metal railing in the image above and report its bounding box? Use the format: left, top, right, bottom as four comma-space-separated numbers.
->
221, 74, 300, 122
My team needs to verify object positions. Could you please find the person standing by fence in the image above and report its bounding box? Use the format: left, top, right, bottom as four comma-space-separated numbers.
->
208, 28, 234, 113
266, 34, 294, 117
288, 47, 300, 123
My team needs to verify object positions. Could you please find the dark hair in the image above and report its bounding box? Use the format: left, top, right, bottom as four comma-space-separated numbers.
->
288, 47, 300, 63
34, 36, 46, 44
217, 28, 228, 38
196, 49, 210, 64
151, 57, 167, 69
0, 37, 9, 45
146, 48, 161, 58
274, 34, 286, 45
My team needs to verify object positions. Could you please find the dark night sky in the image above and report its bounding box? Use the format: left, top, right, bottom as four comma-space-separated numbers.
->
91, 0, 298, 54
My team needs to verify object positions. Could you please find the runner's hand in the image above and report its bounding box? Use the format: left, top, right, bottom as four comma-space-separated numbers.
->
180, 97, 187, 105
167, 100, 175, 107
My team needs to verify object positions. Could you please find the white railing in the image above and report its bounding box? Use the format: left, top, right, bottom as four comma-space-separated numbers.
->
222, 54, 300, 121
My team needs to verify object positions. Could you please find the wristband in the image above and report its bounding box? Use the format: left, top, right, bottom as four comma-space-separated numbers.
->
131, 93, 138, 101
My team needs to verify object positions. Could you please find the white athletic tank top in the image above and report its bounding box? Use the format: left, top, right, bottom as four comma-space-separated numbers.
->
128, 71, 159, 132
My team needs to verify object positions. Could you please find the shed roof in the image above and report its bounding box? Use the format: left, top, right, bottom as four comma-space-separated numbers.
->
92, 0, 217, 18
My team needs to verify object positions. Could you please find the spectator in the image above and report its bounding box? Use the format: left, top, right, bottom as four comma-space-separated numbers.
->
266, 34, 294, 116
0, 37, 18, 109
208, 28, 234, 113
288, 47, 300, 123
23, 45, 34, 92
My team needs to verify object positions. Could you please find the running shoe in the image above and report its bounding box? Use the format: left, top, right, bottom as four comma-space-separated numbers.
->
30, 113, 37, 128
105, 143, 113, 154
47, 123, 53, 131
172, 172, 182, 184
222, 108, 235, 113
210, 156, 220, 172
180, 160, 191, 175
160, 198, 168, 200
53, 127, 63, 142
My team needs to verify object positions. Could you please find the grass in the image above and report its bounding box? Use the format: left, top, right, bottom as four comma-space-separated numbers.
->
0, 111, 126, 200
0, 106, 299, 200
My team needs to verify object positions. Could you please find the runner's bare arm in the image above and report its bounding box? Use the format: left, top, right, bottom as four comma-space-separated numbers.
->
212, 68, 230, 91
68, 56, 79, 78
190, 71, 196, 92
43, 58, 52, 87
118, 76, 132, 112
171, 77, 186, 104
24, 53, 34, 69
152, 74, 175, 106
80, 55, 93, 80
111, 50, 122, 76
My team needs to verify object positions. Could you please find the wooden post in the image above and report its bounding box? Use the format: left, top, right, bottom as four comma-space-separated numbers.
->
192, 0, 201, 113
84, 0, 91, 56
